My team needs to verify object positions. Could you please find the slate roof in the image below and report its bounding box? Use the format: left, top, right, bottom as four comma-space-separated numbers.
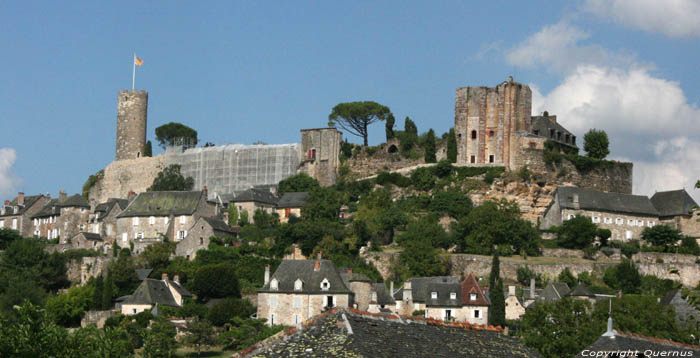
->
117, 191, 204, 217
135, 269, 153, 281
0, 194, 44, 217
394, 276, 460, 303
530, 115, 578, 148
338, 270, 372, 290
122, 279, 192, 307
371, 283, 396, 306
576, 331, 700, 357
246, 309, 540, 358
258, 260, 352, 294
565, 284, 596, 298
541, 282, 570, 302
94, 199, 129, 221
557, 186, 659, 216
651, 189, 698, 217
231, 188, 279, 206
74, 232, 103, 241
276, 192, 309, 208
33, 194, 89, 218
201, 216, 237, 235
425, 282, 463, 307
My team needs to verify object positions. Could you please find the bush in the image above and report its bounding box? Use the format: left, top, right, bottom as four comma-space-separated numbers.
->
516, 265, 544, 287
603, 260, 642, 294
601, 247, 614, 257
412, 310, 425, 317
192, 263, 240, 300
557, 215, 598, 249
434, 160, 453, 178
410, 167, 435, 191
375, 172, 410, 187
583, 247, 598, 260
207, 298, 256, 326
679, 236, 700, 255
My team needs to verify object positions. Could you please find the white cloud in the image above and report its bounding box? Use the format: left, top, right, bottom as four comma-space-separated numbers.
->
0, 148, 20, 199
583, 0, 700, 37
505, 22, 636, 74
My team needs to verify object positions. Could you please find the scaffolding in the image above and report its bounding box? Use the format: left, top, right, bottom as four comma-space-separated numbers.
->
167, 143, 301, 198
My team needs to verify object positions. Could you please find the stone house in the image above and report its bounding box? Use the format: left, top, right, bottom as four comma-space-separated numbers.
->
651, 189, 700, 239
423, 274, 490, 325
541, 186, 660, 242
31, 191, 90, 242
299, 128, 342, 187
115, 189, 217, 246
368, 282, 397, 313
505, 285, 526, 320
276, 192, 309, 223
175, 216, 238, 260
69, 232, 104, 251
564, 284, 597, 305
120, 273, 191, 315
257, 255, 353, 326
660, 289, 700, 326
394, 276, 460, 316
227, 188, 278, 223
339, 269, 372, 311
0, 192, 48, 237
89, 198, 129, 244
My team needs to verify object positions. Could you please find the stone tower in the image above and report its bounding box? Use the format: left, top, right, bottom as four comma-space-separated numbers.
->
454, 76, 531, 169
115, 89, 148, 161
299, 128, 342, 186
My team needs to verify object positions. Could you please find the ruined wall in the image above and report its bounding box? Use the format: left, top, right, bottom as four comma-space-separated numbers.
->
81, 310, 117, 328
66, 256, 112, 285
89, 155, 165, 204
300, 128, 342, 187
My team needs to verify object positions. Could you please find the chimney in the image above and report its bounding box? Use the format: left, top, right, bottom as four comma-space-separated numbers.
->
549, 115, 557, 123
530, 278, 536, 299
3, 199, 8, 206
59, 190, 67, 200
314, 251, 322, 272
162, 273, 168, 282
509, 285, 516, 297
202, 185, 207, 195
223, 211, 230, 221
17, 192, 24, 206
127, 191, 137, 202
173, 275, 180, 284
264, 264, 270, 285
390, 281, 394, 295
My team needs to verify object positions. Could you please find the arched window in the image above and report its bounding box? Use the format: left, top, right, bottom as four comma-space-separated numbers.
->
471, 130, 477, 139
294, 279, 303, 291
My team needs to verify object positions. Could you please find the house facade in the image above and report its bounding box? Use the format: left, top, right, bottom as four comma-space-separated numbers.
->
70, 232, 104, 251
175, 216, 238, 260
89, 198, 129, 244
275, 192, 308, 223
227, 188, 278, 223
120, 273, 192, 315
505, 286, 526, 320
423, 274, 490, 325
31, 191, 90, 242
652, 189, 700, 240
0, 192, 48, 237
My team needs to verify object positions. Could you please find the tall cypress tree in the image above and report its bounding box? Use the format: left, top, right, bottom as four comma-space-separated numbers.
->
488, 252, 506, 327
447, 128, 457, 163
103, 271, 114, 310
93, 275, 104, 310
489, 251, 500, 289
385, 113, 395, 141
424, 129, 436, 163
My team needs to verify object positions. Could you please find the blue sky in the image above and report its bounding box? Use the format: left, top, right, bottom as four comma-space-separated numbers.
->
1, 1, 699, 201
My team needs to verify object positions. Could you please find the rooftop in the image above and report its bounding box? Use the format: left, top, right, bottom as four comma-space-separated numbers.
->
651, 189, 698, 217
258, 259, 352, 295
230, 188, 279, 206
117, 191, 204, 217
121, 278, 191, 307
557, 186, 659, 216
577, 331, 700, 357
276, 192, 309, 208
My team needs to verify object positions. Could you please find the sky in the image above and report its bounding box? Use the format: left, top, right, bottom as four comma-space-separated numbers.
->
1, 0, 699, 202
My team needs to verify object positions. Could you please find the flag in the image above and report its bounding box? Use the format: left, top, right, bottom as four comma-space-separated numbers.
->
134, 56, 143, 66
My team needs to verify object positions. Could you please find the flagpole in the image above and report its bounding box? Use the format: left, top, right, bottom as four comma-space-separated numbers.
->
132, 53, 136, 90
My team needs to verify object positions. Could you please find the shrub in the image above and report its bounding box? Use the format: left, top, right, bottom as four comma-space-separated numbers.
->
376, 172, 410, 187
410, 167, 435, 191
557, 167, 568, 178
206, 298, 256, 326
583, 247, 598, 260
601, 247, 614, 257
412, 310, 425, 317
517, 166, 532, 181
434, 160, 453, 178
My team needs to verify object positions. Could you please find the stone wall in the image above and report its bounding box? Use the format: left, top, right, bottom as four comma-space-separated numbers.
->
344, 145, 424, 181
66, 256, 112, 285
89, 155, 166, 205
81, 310, 117, 328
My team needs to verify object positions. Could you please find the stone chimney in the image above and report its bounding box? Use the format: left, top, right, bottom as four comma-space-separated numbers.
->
549, 115, 557, 123
17, 192, 24, 206
173, 275, 180, 284
314, 252, 322, 272
59, 190, 67, 200
390, 281, 394, 295
127, 191, 137, 202
404, 280, 413, 302
223, 211, 229, 222
509, 285, 516, 297
202, 185, 207, 194
264, 264, 270, 285
530, 278, 536, 299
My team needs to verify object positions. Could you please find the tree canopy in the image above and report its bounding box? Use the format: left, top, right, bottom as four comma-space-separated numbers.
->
385, 113, 395, 141
328, 101, 391, 146
147, 164, 194, 191
277, 173, 320, 194
556, 215, 598, 249
641, 225, 683, 248
583, 129, 610, 159
446, 128, 457, 163
155, 122, 198, 149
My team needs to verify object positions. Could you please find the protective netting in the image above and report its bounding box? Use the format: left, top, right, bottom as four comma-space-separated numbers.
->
167, 143, 301, 198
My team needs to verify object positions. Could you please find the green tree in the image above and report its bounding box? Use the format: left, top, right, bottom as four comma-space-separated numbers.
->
400, 117, 418, 154
0, 301, 71, 358
428, 189, 472, 219
397, 239, 448, 280
583, 129, 610, 159
109, 253, 140, 297
218, 317, 285, 351
424, 129, 437, 163
142, 317, 177, 358
396, 215, 449, 249
557, 268, 577, 288
596, 228, 611, 247
385, 113, 395, 140
239, 210, 249, 226
144, 140, 153, 157
183, 318, 216, 358
147, 164, 194, 191
103, 271, 114, 309
679, 235, 700, 255
45, 285, 94, 327
142, 242, 175, 273
488, 253, 506, 327
192, 264, 240, 300
93, 275, 104, 310
328, 101, 392, 146
226, 205, 239, 227
603, 260, 642, 294
66, 325, 134, 358
155, 122, 198, 149
277, 173, 320, 194
641, 225, 682, 248
557, 215, 598, 249
0, 227, 22, 250
446, 128, 457, 163
206, 297, 256, 326
302, 187, 342, 221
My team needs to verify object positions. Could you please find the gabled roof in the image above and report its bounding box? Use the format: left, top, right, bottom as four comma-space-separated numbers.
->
200, 216, 237, 235
577, 331, 700, 357
661, 289, 682, 306
338, 270, 372, 290
530, 115, 578, 148
33, 194, 89, 218
394, 276, 459, 303
135, 269, 153, 281
243, 309, 540, 358
425, 282, 462, 307
95, 198, 129, 214
121, 279, 191, 307
565, 284, 596, 298
371, 283, 396, 306
461, 273, 491, 306
231, 188, 278, 206
117, 191, 204, 217
258, 260, 352, 294
276, 192, 309, 209
0, 194, 44, 217
651, 189, 698, 217
557, 186, 659, 216
541, 282, 570, 302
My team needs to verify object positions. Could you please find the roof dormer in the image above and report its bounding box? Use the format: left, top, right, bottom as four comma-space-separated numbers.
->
320, 278, 330, 291
294, 278, 303, 291
270, 278, 278, 291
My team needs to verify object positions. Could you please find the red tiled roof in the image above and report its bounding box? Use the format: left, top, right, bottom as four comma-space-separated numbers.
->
461, 273, 490, 306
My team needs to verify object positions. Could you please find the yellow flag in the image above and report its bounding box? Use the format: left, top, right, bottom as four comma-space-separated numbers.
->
134, 56, 143, 66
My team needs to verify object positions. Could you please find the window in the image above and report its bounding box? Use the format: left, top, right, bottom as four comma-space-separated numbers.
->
615, 218, 623, 225
11, 218, 17, 229
625, 230, 633, 240
269, 296, 277, 308
320, 278, 330, 291
565, 134, 570, 143
135, 232, 144, 239
450, 292, 456, 300
470, 293, 477, 301
533, 130, 540, 136
445, 309, 453, 320
592, 216, 601, 223
470, 155, 476, 164
529, 142, 536, 149
270, 314, 275, 325
133, 309, 137, 314
604, 217, 612, 224
326, 295, 335, 308
567, 214, 573, 220
294, 314, 300, 325
311, 149, 316, 160
52, 228, 58, 238
628, 219, 635, 226
488, 154, 494, 163
431, 291, 438, 299
648, 221, 655, 227
471, 130, 477, 139
270, 279, 278, 290
178, 230, 187, 240
34, 218, 39, 226
488, 130, 494, 137
294, 279, 303, 291
164, 217, 169, 225
132, 217, 138, 226
179, 216, 186, 224
557, 132, 562, 140
414, 303, 420, 310
122, 233, 127, 242
550, 129, 555, 138
34, 230, 39, 236
149, 216, 155, 225
636, 220, 644, 226
474, 309, 480, 318
79, 224, 84, 231
293, 296, 301, 308
199, 237, 204, 245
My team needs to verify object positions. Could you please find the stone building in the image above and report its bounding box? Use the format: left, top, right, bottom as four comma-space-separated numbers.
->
299, 128, 342, 187
651, 189, 700, 239
69, 232, 104, 251
89, 198, 129, 243
505, 285, 526, 320
0, 192, 48, 237
175, 216, 238, 260
541, 186, 660, 241
227, 188, 278, 223
394, 276, 460, 316
422, 274, 490, 325
115, 89, 148, 161
31, 191, 90, 242
339, 269, 373, 311
275, 192, 308, 223
115, 189, 217, 246
454, 77, 577, 170
564, 284, 597, 305
257, 255, 353, 326
120, 273, 191, 315
367, 282, 397, 313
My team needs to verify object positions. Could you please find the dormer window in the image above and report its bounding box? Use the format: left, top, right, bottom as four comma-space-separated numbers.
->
450, 292, 456, 300
270, 279, 278, 291
320, 278, 330, 291
470, 293, 477, 301
294, 279, 303, 291
431, 291, 438, 299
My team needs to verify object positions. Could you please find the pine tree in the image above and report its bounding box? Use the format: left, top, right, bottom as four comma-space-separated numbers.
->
144, 140, 153, 157
447, 128, 457, 163
93, 275, 104, 310
424, 129, 437, 163
102, 271, 114, 310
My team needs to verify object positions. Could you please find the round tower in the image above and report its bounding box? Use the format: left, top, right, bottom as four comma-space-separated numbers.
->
115, 89, 148, 160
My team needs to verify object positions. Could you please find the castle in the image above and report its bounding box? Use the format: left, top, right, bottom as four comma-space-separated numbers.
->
88, 89, 341, 204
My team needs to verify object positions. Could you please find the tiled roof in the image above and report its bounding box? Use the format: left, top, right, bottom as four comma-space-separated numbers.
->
122, 279, 191, 307
276, 192, 309, 209
576, 331, 700, 357
557, 186, 659, 216
372, 283, 396, 306
243, 309, 540, 358
33, 194, 89, 218
117, 191, 204, 217
394, 276, 460, 303
0, 195, 44, 217
651, 189, 698, 217
530, 116, 578, 148
425, 282, 463, 307
231, 188, 279, 206
258, 259, 352, 294
201, 216, 237, 235
461, 273, 490, 306
565, 284, 596, 298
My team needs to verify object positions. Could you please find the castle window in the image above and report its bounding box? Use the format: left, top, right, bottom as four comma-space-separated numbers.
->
470, 156, 476, 164
489, 130, 494, 137
458, 133, 462, 139
471, 130, 477, 139
137, 152, 140, 158
489, 155, 494, 163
